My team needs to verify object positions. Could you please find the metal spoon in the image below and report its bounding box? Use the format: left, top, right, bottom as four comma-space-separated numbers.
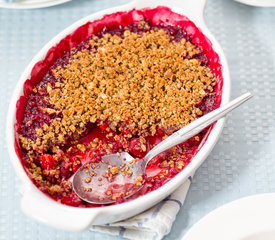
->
73, 92, 252, 204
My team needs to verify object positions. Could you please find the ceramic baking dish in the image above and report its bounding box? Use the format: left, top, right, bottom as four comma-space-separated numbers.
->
6, 0, 230, 231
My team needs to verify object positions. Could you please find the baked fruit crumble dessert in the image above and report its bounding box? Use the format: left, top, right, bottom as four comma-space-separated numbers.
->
14, 7, 223, 207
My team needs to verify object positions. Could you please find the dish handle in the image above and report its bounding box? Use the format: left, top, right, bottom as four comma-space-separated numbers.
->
131, 0, 207, 24
21, 185, 98, 231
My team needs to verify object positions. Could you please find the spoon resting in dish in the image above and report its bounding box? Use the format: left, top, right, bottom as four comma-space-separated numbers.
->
72, 92, 252, 204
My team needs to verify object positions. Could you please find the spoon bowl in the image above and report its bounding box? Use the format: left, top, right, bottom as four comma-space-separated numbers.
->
73, 152, 145, 204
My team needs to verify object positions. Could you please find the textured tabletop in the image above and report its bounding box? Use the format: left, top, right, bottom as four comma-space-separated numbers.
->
1, 0, 275, 239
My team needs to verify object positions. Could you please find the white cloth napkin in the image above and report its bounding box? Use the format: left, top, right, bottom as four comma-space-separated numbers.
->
90, 176, 193, 240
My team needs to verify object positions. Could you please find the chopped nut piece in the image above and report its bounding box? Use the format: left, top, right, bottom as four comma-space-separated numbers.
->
111, 192, 124, 200
177, 161, 185, 170
77, 144, 86, 153
89, 170, 96, 177
108, 165, 119, 175
135, 174, 144, 187
85, 177, 91, 183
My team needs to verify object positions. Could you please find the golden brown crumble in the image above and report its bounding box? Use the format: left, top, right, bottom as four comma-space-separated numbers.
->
108, 165, 119, 175
135, 174, 143, 187
85, 177, 91, 183
21, 26, 216, 152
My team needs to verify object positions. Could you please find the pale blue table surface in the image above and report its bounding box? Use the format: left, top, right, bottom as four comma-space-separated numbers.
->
1, 0, 275, 239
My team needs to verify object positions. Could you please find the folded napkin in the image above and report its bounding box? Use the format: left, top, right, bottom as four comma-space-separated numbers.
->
90, 176, 193, 240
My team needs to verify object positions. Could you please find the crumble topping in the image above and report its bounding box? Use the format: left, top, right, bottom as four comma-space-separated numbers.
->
26, 26, 216, 152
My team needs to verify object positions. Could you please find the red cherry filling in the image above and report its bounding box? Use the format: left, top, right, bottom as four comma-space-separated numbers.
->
129, 138, 146, 158
61, 192, 83, 207
39, 154, 57, 170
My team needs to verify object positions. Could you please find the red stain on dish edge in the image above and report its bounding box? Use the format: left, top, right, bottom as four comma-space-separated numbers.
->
14, 6, 223, 178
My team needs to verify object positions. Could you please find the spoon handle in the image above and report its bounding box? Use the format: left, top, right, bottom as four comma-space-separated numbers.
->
144, 92, 252, 163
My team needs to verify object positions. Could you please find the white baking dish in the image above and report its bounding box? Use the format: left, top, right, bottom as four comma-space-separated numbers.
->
6, 0, 231, 231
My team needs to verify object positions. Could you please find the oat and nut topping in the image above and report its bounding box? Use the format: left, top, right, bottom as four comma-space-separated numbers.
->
26, 27, 215, 151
